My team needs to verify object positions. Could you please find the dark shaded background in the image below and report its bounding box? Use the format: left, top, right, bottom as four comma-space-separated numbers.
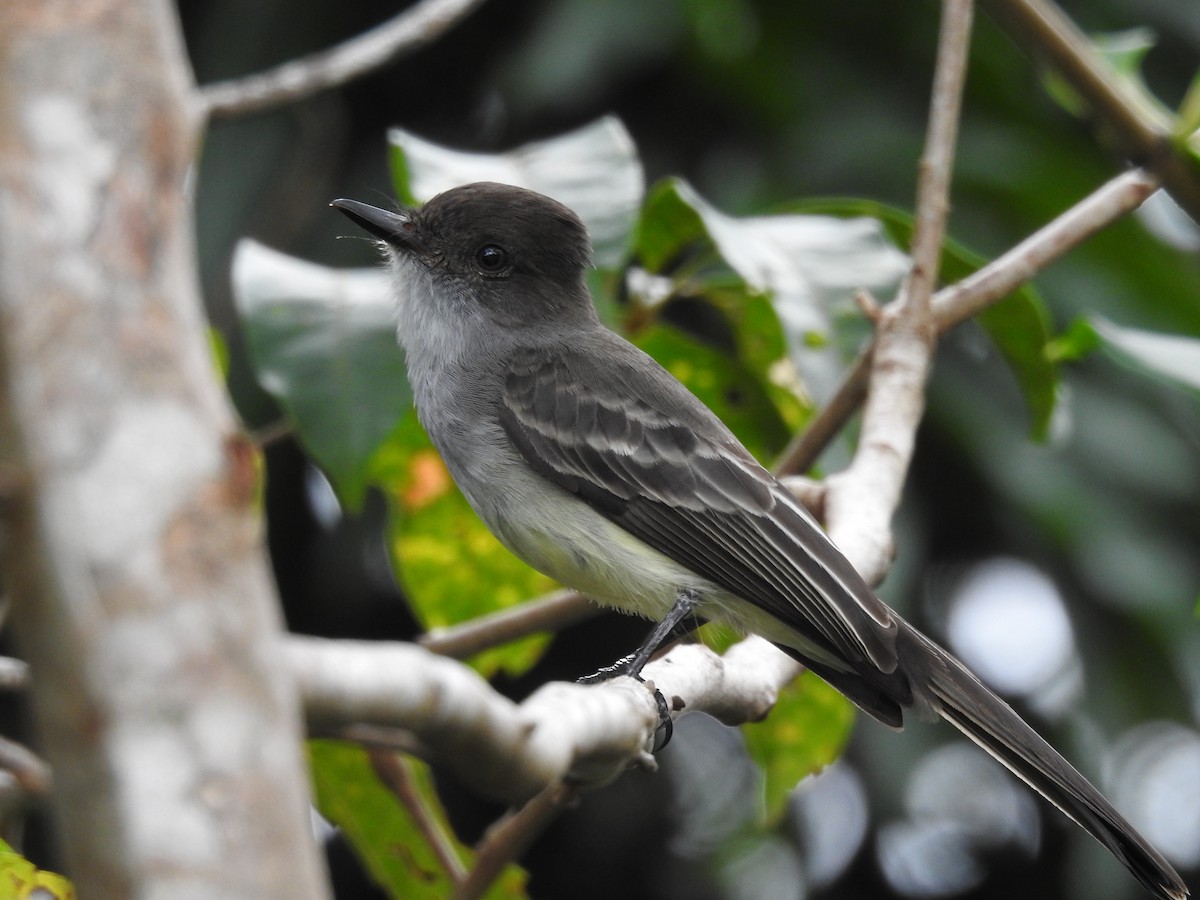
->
176, 1, 1200, 898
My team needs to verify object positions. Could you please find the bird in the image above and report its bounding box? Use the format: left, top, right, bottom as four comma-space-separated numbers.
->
331, 181, 1189, 900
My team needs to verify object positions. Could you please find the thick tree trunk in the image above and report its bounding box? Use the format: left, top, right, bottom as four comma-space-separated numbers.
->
0, 1, 329, 897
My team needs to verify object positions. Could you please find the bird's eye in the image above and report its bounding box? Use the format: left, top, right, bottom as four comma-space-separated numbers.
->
475, 244, 510, 275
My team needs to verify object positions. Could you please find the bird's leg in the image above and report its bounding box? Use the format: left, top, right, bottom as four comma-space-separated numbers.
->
578, 588, 703, 683
577, 589, 703, 750
623, 587, 704, 680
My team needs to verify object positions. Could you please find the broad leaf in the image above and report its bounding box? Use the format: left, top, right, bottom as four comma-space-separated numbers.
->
742, 671, 856, 824
633, 179, 910, 406
1042, 28, 1172, 133
232, 240, 409, 507
798, 198, 1060, 441
1090, 317, 1200, 393
389, 116, 644, 267
309, 741, 526, 899
0, 839, 75, 899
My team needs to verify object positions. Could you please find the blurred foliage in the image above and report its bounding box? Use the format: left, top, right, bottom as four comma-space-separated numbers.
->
743, 671, 857, 823
309, 741, 526, 899
795, 197, 1060, 438
1049, 311, 1200, 401
192, 0, 1200, 898
233, 242, 411, 506
1043, 28, 1174, 128
0, 840, 74, 900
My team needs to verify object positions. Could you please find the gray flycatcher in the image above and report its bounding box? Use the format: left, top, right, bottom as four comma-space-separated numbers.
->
332, 182, 1187, 900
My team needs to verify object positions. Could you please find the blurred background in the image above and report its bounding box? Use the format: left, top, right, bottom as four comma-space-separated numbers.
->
175, 1, 1200, 898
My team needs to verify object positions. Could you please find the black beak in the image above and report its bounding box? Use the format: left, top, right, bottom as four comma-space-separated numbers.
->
330, 199, 422, 251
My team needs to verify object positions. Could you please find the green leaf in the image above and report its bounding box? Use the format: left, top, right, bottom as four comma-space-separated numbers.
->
232, 240, 410, 508
374, 411, 557, 677
1046, 316, 1102, 363
1092, 28, 1157, 80
633, 179, 909, 408
710, 290, 813, 435
1090, 317, 1200, 393
742, 671, 855, 824
798, 198, 1060, 440
976, 300, 1059, 442
308, 741, 527, 900
0, 839, 75, 899
1178, 66, 1200, 137
632, 177, 711, 273
389, 116, 644, 267
1042, 29, 1173, 133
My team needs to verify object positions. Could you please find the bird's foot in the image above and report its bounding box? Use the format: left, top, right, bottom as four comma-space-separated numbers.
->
576, 653, 638, 685
578, 656, 675, 751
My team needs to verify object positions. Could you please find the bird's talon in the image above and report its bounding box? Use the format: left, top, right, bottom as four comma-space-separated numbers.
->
650, 686, 674, 751
577, 653, 638, 685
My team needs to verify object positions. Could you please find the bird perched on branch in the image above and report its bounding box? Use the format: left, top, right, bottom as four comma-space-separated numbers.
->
334, 182, 1188, 900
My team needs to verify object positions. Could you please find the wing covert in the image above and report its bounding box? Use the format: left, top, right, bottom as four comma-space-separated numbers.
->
498, 341, 899, 673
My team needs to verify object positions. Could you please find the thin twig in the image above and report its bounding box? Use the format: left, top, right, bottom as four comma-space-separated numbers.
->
774, 0, 978, 480
903, 0, 974, 316
983, 0, 1200, 222
0, 657, 29, 692
933, 167, 1158, 328
453, 782, 579, 900
246, 418, 294, 449
419, 590, 598, 659
367, 749, 467, 884
200, 0, 488, 120
773, 348, 871, 477
0, 734, 51, 796
776, 166, 1157, 476
823, 0, 974, 580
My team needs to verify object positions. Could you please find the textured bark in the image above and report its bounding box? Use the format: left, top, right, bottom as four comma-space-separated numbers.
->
288, 635, 795, 804
0, 1, 329, 897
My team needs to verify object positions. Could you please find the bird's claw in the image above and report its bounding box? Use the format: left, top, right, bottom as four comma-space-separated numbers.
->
650, 686, 674, 751
577, 657, 675, 750
576, 653, 638, 685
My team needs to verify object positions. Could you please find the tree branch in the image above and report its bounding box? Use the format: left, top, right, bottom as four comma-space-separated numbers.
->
419, 590, 598, 659
200, 0, 488, 120
934, 166, 1158, 327
368, 750, 468, 884
824, 0, 973, 579
0, 3, 328, 895
454, 782, 578, 900
0, 735, 51, 797
774, 166, 1157, 479
289, 634, 798, 804
904, 0, 974, 318
983, 0, 1200, 222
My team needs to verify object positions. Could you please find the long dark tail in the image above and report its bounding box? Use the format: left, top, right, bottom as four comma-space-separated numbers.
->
899, 623, 1189, 900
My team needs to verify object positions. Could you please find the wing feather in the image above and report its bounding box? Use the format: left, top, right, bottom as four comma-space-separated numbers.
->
499, 340, 900, 674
